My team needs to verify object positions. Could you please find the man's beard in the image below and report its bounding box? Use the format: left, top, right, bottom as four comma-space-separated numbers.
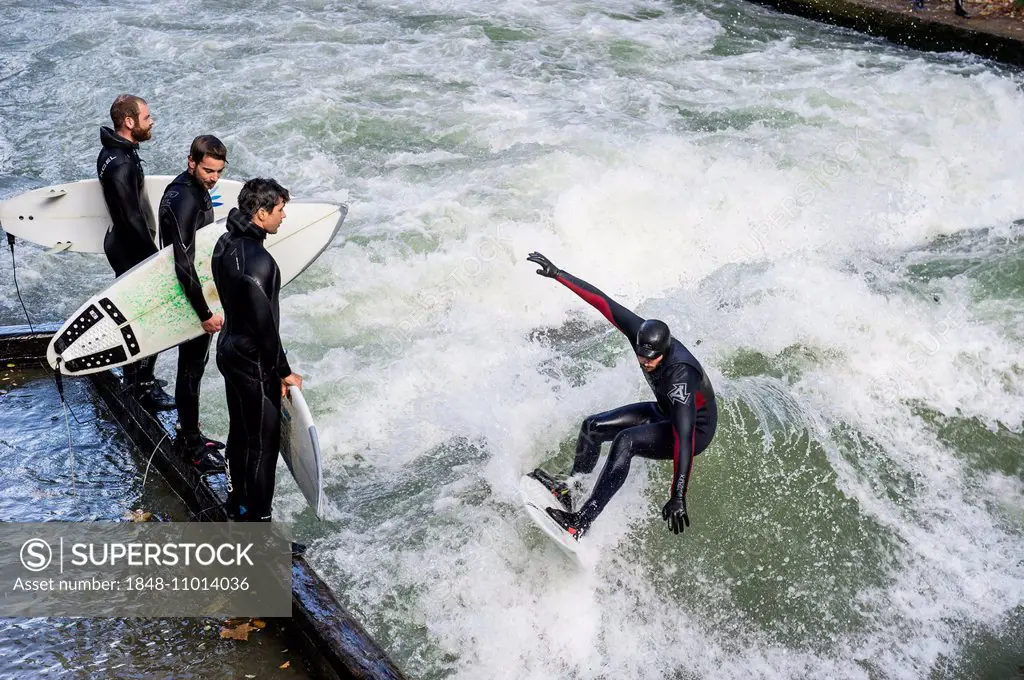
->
130, 125, 152, 143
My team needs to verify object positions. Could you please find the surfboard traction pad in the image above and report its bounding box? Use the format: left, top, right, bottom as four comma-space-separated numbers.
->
52, 298, 139, 372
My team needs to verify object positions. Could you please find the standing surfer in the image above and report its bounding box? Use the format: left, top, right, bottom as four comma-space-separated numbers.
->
212, 178, 302, 523
526, 252, 718, 538
96, 94, 174, 411
158, 135, 229, 473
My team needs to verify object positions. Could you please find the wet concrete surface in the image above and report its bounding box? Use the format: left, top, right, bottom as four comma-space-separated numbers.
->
0, 367, 311, 680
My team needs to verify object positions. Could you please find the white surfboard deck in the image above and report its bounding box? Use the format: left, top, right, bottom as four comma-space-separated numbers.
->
280, 386, 324, 520
0, 176, 243, 253
46, 202, 346, 376
520, 475, 582, 564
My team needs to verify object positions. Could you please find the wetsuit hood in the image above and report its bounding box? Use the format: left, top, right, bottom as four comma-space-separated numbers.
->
167, 169, 207, 192
100, 126, 138, 151
226, 207, 267, 241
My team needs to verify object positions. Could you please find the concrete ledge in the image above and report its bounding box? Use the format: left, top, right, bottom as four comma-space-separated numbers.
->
0, 324, 409, 680
0, 323, 61, 366
747, 0, 1024, 66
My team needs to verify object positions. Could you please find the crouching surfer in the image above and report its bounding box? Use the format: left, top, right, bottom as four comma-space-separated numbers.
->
526, 252, 718, 539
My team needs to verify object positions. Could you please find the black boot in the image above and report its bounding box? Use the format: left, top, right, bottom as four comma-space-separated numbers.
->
546, 508, 585, 540
954, 0, 968, 16
201, 433, 225, 450
528, 468, 574, 512
546, 500, 599, 540
177, 434, 226, 473
136, 381, 176, 411
175, 422, 225, 450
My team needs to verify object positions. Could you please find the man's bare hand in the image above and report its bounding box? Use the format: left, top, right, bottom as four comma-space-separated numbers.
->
281, 372, 303, 398
201, 313, 224, 334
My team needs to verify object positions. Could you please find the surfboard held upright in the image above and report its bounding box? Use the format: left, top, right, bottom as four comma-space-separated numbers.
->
280, 386, 325, 520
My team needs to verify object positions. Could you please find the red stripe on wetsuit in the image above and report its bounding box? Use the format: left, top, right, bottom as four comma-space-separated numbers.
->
672, 391, 706, 494
556, 275, 621, 332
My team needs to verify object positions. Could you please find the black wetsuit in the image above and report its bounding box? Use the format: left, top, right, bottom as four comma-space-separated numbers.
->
97, 126, 160, 387
158, 171, 215, 440
97, 126, 158, 275
212, 208, 292, 522
555, 270, 718, 529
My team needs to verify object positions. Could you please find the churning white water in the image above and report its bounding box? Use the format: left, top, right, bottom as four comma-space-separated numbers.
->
1, 1, 1022, 678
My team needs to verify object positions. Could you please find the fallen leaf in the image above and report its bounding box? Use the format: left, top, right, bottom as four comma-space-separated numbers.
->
251, 619, 266, 629
219, 621, 256, 641
5, 364, 14, 368
279, 661, 290, 669
124, 509, 152, 522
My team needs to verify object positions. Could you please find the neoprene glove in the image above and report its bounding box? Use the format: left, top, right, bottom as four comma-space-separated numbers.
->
527, 251, 560, 278
661, 495, 690, 535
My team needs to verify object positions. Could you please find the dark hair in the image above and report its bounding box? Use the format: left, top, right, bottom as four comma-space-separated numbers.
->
189, 135, 227, 164
238, 178, 290, 219
110, 94, 146, 129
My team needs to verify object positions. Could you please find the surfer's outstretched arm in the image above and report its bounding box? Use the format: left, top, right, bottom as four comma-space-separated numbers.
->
527, 251, 644, 347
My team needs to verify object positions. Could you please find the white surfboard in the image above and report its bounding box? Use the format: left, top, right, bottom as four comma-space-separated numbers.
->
0, 176, 243, 253
520, 475, 582, 564
46, 202, 346, 375
280, 386, 324, 520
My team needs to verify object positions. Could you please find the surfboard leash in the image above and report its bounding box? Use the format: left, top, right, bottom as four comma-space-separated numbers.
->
8, 234, 86, 494
62, 390, 76, 496
7, 233, 35, 334
139, 429, 224, 521
42, 357, 77, 495
43, 357, 97, 426
140, 431, 169, 492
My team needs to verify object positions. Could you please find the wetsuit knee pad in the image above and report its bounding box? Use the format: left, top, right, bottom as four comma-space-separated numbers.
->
581, 415, 602, 439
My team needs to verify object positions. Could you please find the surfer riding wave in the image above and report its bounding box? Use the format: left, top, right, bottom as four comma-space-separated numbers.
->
526, 252, 718, 539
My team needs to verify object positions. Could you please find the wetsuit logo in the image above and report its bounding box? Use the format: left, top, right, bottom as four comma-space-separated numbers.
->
667, 383, 691, 405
